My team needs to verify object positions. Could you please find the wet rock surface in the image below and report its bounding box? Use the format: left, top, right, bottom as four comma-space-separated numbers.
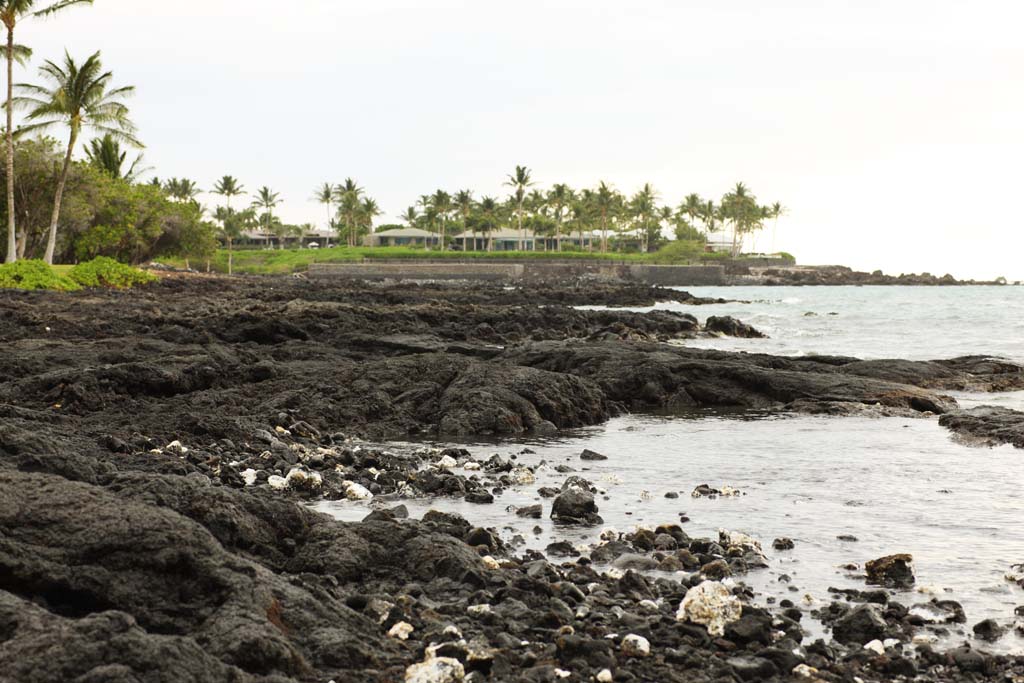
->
1, 275, 1022, 682
939, 406, 1024, 448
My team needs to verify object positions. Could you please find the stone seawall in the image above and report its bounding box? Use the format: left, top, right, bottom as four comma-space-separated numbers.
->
307, 261, 726, 286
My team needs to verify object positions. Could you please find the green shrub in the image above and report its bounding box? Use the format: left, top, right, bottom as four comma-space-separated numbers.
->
650, 240, 706, 264
0, 259, 80, 291
68, 257, 157, 289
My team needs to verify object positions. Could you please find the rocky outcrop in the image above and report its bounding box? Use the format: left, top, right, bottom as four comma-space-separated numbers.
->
939, 406, 1024, 448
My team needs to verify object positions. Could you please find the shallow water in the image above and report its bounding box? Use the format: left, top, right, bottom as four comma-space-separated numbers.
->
317, 285, 1024, 651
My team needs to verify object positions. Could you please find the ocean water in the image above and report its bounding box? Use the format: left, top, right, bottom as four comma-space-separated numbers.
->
318, 286, 1024, 651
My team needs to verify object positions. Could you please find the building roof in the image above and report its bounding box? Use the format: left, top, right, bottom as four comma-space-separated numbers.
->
372, 227, 437, 238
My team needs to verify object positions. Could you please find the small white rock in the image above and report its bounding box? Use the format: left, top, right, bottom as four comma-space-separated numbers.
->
596, 669, 613, 683
676, 581, 743, 637
463, 461, 481, 471
286, 467, 322, 489
554, 670, 570, 679
241, 468, 258, 486
510, 466, 535, 485
481, 555, 500, 570
863, 639, 885, 655
467, 604, 491, 615
267, 475, 288, 490
792, 663, 819, 678
343, 480, 373, 500
388, 621, 414, 640
274, 426, 290, 436
165, 440, 188, 454
436, 455, 458, 469
912, 633, 939, 645
621, 634, 650, 657
404, 656, 464, 683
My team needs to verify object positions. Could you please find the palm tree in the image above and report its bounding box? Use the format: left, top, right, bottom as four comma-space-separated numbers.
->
252, 186, 281, 247
163, 177, 201, 202
359, 197, 382, 238
213, 175, 245, 211
547, 183, 573, 252
85, 133, 148, 181
215, 205, 255, 275
399, 205, 419, 229
504, 165, 532, 251
14, 50, 138, 264
333, 178, 363, 247
2, 0, 91, 262
476, 196, 499, 251
429, 189, 452, 251
313, 182, 334, 230
454, 189, 473, 250
594, 181, 617, 253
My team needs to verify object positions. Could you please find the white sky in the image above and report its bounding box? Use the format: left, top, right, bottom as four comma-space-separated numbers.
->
19, 0, 1024, 279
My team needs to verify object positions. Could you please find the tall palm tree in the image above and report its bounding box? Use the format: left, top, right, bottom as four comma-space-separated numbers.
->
547, 183, 572, 252
252, 186, 281, 246
333, 178, 363, 247
213, 175, 245, 210
2, 0, 91, 262
454, 189, 473, 250
594, 181, 617, 253
163, 177, 201, 202
503, 165, 532, 251
313, 182, 334, 230
14, 50, 138, 264
429, 189, 452, 251
85, 133, 148, 181
399, 205, 419, 229
476, 196, 499, 251
359, 197, 382, 240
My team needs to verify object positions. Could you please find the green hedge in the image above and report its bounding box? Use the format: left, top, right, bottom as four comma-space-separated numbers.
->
0, 259, 80, 291
68, 257, 157, 289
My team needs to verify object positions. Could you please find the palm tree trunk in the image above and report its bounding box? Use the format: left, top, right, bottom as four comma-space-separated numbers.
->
4, 28, 16, 263
227, 238, 233, 275
43, 127, 78, 265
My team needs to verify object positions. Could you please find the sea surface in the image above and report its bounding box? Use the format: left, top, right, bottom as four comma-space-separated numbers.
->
318, 285, 1024, 651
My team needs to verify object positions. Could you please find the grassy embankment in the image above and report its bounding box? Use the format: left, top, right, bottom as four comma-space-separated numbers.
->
159, 245, 783, 275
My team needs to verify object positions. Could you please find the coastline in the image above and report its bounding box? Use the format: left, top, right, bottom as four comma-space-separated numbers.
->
2, 274, 1023, 682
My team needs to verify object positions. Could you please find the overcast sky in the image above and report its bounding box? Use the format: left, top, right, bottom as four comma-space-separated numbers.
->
19, 0, 1024, 279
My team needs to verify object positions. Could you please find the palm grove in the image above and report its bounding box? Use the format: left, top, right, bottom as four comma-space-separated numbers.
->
315, 167, 784, 257
0, 0, 219, 266
0, 2, 785, 268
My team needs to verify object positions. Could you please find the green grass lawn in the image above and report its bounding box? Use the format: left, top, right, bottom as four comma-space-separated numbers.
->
159, 245, 741, 275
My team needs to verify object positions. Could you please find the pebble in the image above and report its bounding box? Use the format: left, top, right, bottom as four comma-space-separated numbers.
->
405, 656, 464, 683
388, 621, 414, 640
621, 634, 651, 657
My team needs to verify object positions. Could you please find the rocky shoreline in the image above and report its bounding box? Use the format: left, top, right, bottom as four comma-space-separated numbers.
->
729, 265, 1012, 287
2, 274, 1023, 682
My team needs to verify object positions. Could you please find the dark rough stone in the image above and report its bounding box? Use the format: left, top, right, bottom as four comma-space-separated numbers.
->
550, 489, 602, 526
865, 554, 915, 588
580, 449, 608, 461
832, 604, 889, 644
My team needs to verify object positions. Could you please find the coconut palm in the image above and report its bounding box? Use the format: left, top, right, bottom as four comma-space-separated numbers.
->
14, 50, 139, 264
399, 205, 419, 229
454, 189, 473, 249
215, 205, 255, 275
251, 186, 281, 246
547, 183, 573, 252
359, 197, 382, 237
313, 182, 334, 229
593, 181, 618, 253
333, 178, 363, 246
475, 196, 500, 251
2, 0, 91, 262
769, 201, 786, 253
213, 175, 245, 217
503, 165, 532, 251
84, 133, 148, 181
163, 177, 202, 202
429, 189, 452, 251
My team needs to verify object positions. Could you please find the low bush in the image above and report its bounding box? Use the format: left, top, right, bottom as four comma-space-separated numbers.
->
0, 259, 80, 291
68, 257, 157, 289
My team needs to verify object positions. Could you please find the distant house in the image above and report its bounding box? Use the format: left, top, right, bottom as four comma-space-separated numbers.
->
452, 228, 600, 252
365, 227, 440, 248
